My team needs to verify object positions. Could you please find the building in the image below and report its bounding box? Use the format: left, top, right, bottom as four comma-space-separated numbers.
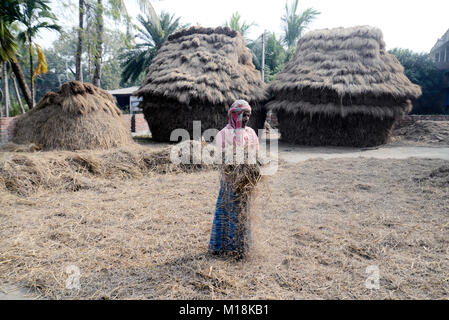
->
430, 28, 449, 109
107, 86, 142, 113
431, 28, 449, 70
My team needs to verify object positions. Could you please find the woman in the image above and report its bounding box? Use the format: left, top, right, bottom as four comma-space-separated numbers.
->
208, 100, 259, 259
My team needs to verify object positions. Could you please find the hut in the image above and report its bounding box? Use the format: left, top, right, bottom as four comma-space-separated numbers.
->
12, 81, 133, 150
135, 26, 267, 142
266, 26, 422, 147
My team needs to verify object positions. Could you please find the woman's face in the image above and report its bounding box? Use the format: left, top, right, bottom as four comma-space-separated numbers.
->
242, 110, 251, 127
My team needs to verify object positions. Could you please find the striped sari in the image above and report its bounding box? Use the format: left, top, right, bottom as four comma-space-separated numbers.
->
208, 180, 251, 257
208, 100, 257, 258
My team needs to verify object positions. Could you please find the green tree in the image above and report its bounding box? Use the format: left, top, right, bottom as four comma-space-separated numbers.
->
31, 27, 129, 100
17, 0, 61, 108
281, 0, 319, 50
389, 48, 448, 114
247, 32, 286, 83
92, 0, 161, 88
0, 0, 33, 109
119, 12, 184, 86
224, 12, 256, 40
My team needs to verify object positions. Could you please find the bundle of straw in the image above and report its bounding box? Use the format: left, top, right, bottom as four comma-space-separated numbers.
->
219, 146, 264, 203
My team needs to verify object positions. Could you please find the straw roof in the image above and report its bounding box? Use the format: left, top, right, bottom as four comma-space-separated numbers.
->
12, 81, 133, 150
134, 26, 266, 106
267, 26, 422, 119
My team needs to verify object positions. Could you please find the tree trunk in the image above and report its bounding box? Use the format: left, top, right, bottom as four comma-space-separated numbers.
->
3, 62, 10, 117
261, 31, 265, 82
93, 0, 103, 87
29, 40, 35, 108
12, 75, 25, 114
76, 0, 84, 81
10, 57, 33, 109
0, 63, 3, 117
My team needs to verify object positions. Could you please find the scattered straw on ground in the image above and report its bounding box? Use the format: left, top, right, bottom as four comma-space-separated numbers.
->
390, 120, 449, 146
0, 156, 447, 299
0, 141, 217, 197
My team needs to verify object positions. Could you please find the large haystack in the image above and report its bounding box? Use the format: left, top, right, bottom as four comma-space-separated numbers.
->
13, 81, 133, 150
266, 26, 422, 147
135, 26, 267, 142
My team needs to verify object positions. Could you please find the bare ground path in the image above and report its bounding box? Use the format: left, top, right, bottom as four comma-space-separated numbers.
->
277, 142, 449, 163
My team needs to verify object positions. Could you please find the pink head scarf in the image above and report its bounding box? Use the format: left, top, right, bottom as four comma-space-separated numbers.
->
215, 100, 258, 152
228, 100, 252, 129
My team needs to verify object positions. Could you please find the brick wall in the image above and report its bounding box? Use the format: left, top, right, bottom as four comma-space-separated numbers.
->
0, 117, 18, 144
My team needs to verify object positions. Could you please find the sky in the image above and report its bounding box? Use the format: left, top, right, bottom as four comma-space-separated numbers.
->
39, 0, 449, 53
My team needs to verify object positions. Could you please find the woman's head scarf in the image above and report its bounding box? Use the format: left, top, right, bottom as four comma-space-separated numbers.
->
228, 100, 251, 129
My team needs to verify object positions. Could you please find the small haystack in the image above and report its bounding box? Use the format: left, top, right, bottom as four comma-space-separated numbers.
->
266, 26, 422, 147
12, 81, 133, 150
135, 26, 267, 142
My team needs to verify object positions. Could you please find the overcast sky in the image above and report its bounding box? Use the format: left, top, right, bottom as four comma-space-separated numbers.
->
40, 0, 448, 53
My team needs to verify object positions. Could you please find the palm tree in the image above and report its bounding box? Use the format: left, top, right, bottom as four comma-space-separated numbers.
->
281, 0, 319, 49
17, 0, 61, 108
120, 12, 184, 85
0, 0, 33, 109
247, 32, 286, 83
224, 12, 256, 41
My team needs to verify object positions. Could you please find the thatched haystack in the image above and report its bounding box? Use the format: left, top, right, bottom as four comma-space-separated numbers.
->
135, 26, 267, 142
12, 81, 133, 150
266, 26, 422, 147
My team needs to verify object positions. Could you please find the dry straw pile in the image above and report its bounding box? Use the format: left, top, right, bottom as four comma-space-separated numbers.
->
12, 81, 133, 151
266, 26, 422, 147
0, 141, 217, 197
135, 26, 267, 142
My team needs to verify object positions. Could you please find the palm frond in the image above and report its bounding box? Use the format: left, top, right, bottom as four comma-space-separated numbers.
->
32, 43, 47, 78
0, 21, 18, 63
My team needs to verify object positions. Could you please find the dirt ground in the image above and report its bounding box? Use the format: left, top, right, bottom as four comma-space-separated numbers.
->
0, 120, 448, 300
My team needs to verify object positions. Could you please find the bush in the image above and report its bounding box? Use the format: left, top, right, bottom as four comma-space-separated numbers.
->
389, 48, 448, 115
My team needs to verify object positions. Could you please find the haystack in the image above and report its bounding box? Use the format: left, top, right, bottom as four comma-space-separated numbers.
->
12, 81, 133, 150
135, 26, 267, 142
266, 26, 422, 147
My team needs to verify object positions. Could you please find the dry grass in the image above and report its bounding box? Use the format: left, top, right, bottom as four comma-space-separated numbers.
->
0, 142, 216, 197
0, 150, 447, 299
267, 26, 421, 118
12, 81, 133, 151
391, 120, 449, 146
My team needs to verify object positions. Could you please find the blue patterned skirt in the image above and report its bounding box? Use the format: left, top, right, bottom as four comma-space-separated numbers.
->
208, 180, 251, 255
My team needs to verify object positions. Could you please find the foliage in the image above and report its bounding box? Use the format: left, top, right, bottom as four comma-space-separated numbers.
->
27, 27, 128, 101
224, 12, 256, 40
32, 43, 47, 78
247, 32, 286, 83
119, 11, 185, 86
281, 0, 319, 49
0, 0, 21, 63
389, 48, 448, 114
